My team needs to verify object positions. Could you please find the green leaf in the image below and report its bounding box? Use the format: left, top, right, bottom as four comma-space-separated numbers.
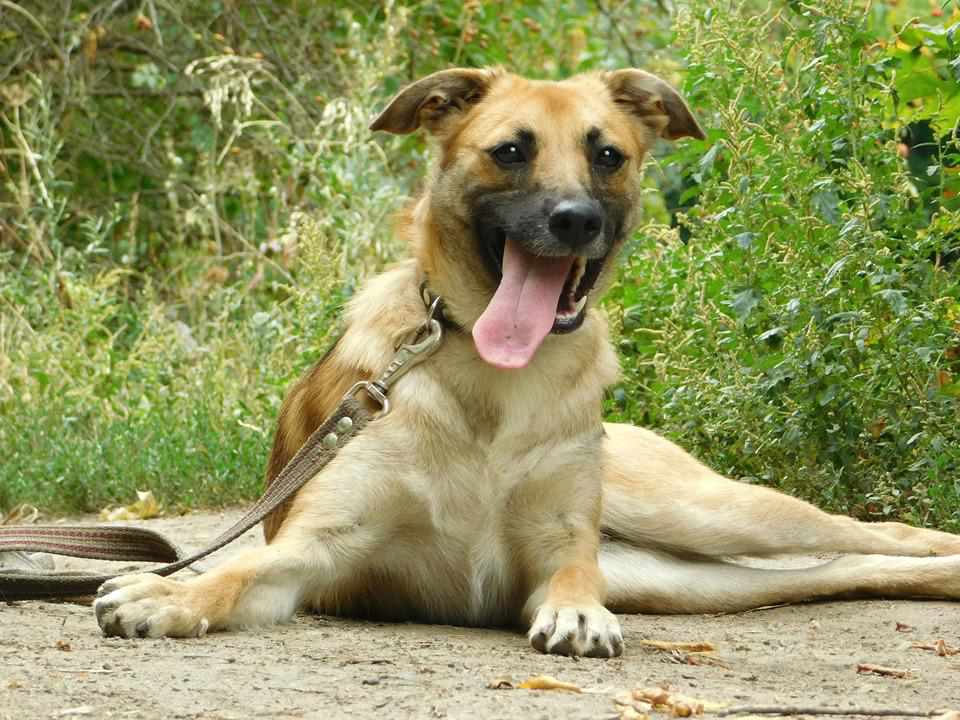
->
939, 383, 960, 397
729, 288, 761, 321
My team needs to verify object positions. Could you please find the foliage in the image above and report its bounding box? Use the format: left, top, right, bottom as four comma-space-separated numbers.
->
606, 0, 960, 530
0, 0, 670, 512
0, 0, 957, 528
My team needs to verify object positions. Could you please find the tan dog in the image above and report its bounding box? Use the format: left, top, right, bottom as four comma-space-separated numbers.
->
94, 68, 960, 657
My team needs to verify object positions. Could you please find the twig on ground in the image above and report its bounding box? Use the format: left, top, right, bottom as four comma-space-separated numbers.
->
641, 640, 716, 653
856, 662, 912, 678
912, 640, 960, 657
718, 706, 941, 717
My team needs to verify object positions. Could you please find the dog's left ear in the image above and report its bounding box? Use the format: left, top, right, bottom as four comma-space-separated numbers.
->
603, 69, 705, 141
370, 68, 499, 135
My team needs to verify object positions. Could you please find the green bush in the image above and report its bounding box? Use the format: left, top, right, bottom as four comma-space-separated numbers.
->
1, 0, 957, 527
606, 0, 960, 530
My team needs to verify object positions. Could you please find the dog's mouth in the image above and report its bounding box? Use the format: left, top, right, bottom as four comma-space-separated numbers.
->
473, 229, 607, 369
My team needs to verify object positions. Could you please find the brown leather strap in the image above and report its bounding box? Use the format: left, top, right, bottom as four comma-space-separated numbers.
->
0, 398, 369, 601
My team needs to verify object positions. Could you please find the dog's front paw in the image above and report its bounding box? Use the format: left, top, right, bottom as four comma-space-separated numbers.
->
94, 574, 210, 639
528, 603, 623, 657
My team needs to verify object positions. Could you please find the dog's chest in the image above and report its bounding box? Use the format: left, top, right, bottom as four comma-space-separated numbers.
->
414, 447, 534, 616
337, 369, 604, 625
396, 429, 595, 622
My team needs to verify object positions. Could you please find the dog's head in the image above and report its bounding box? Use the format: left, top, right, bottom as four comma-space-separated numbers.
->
372, 68, 703, 369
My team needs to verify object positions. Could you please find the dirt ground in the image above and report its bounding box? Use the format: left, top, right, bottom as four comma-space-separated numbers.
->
2, 511, 959, 720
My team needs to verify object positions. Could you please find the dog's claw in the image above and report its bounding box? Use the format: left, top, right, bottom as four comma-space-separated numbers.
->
528, 604, 623, 658
93, 573, 209, 639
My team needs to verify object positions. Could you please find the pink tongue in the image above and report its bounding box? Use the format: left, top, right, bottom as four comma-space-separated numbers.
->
472, 240, 574, 369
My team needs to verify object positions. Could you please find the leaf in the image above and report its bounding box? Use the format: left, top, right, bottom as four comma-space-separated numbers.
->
839, 218, 862, 238
517, 675, 582, 693
938, 382, 960, 397
877, 288, 907, 316
697, 142, 722, 179
1, 504, 40, 525
629, 686, 728, 715
729, 289, 761, 321
623, 304, 646, 331
130, 62, 165, 91
100, 490, 162, 521
54, 708, 95, 718
823, 256, 849, 285
817, 384, 838, 406
812, 188, 841, 224
758, 326, 786, 343
823, 311, 859, 326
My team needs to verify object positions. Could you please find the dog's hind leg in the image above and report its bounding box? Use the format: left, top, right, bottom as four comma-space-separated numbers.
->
600, 542, 960, 614
602, 423, 960, 558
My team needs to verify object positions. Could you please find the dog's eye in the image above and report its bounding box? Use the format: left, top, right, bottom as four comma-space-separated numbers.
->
594, 146, 625, 170
491, 143, 527, 166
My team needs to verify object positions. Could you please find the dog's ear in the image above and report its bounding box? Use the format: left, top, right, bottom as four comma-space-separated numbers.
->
370, 68, 499, 135
603, 69, 705, 141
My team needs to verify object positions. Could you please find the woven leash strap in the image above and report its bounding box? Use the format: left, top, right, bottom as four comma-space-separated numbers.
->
0, 398, 369, 601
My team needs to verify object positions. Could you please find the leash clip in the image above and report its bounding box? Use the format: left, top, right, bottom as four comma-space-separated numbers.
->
343, 295, 445, 417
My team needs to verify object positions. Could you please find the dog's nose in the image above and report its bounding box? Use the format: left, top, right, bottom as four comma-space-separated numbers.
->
548, 200, 604, 250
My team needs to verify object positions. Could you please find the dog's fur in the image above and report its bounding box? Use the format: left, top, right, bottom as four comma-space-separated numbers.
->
94, 69, 960, 657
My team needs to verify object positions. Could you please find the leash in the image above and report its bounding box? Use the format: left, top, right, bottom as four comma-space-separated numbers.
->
0, 292, 446, 601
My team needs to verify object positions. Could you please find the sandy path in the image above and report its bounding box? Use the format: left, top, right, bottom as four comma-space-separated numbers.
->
2, 511, 959, 719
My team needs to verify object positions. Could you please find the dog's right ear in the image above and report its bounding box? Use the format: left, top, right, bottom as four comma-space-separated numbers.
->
603, 69, 705, 141
370, 68, 499, 135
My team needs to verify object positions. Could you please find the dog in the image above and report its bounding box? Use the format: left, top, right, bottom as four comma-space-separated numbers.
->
93, 68, 960, 657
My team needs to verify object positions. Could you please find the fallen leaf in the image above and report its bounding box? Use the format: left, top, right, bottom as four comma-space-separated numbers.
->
517, 675, 582, 693
856, 662, 911, 678
629, 687, 724, 716
487, 676, 514, 690
54, 707, 95, 717
1, 504, 39, 525
634, 687, 671, 706
895, 621, 915, 632
641, 640, 716, 653
100, 490, 162, 521
614, 692, 653, 720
